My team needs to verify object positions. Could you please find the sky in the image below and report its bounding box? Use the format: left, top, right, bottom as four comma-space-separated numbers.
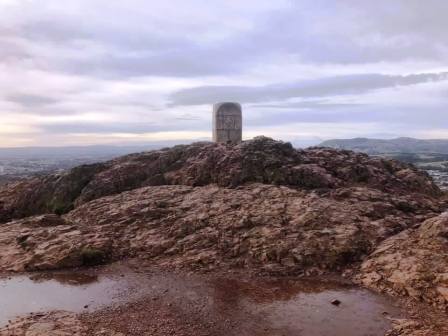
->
0, 0, 447, 147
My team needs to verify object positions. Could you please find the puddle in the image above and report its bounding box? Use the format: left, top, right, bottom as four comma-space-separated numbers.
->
0, 270, 130, 325
206, 277, 401, 336
0, 269, 402, 335
261, 290, 398, 336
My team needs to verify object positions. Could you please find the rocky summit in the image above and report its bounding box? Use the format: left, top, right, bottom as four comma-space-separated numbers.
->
0, 137, 447, 335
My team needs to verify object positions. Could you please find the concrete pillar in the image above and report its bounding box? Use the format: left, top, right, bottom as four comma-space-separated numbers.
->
212, 102, 242, 144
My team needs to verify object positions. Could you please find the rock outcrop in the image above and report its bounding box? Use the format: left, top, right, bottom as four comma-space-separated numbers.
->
0, 136, 446, 326
0, 184, 441, 273
359, 212, 448, 311
0, 137, 441, 224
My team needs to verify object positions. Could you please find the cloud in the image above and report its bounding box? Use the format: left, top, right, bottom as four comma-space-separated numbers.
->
169, 72, 448, 105
6, 93, 59, 108
38, 120, 206, 134
0, 0, 448, 146
3, 0, 447, 80
255, 100, 363, 109
0, 0, 289, 78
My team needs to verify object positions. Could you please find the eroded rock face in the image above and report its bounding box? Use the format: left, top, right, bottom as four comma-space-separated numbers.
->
0, 137, 441, 224
0, 163, 106, 223
0, 213, 111, 272
0, 184, 442, 274
359, 213, 448, 311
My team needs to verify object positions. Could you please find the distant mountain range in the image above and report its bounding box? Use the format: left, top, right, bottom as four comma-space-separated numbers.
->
320, 137, 448, 154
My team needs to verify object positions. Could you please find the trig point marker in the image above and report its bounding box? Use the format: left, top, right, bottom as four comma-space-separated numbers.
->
212, 102, 242, 144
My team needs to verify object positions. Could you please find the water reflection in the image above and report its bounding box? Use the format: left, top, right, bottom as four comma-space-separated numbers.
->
29, 271, 98, 286
0, 272, 124, 325
208, 276, 401, 336
0, 270, 402, 336
210, 277, 353, 305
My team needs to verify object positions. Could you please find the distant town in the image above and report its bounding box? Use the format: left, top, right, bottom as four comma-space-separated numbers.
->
321, 137, 448, 191
0, 144, 171, 185
0, 157, 102, 184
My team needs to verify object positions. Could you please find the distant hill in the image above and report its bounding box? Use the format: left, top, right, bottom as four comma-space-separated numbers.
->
320, 137, 448, 154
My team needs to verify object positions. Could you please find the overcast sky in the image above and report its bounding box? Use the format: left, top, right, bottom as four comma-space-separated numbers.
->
0, 0, 447, 147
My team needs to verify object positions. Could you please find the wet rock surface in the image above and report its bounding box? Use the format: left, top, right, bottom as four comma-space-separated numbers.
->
359, 212, 448, 311
0, 137, 447, 335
